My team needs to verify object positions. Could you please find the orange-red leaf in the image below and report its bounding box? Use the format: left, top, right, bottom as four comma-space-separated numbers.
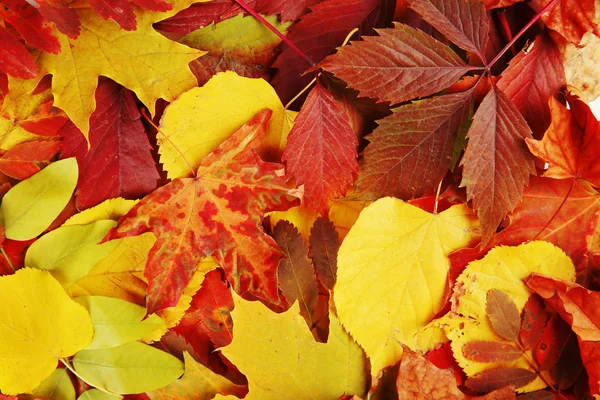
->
526, 95, 600, 188
0, 0, 60, 54
486, 288, 520, 341
37, 1, 81, 38
462, 341, 522, 363
0, 26, 38, 79
309, 216, 339, 291
465, 368, 536, 393
519, 294, 549, 350
531, 0, 600, 45
104, 109, 300, 313
0, 140, 61, 180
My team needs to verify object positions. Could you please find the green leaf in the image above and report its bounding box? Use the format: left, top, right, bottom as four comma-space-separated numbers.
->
25, 368, 75, 400
78, 389, 121, 400
1, 157, 78, 240
25, 220, 118, 287
73, 342, 184, 394
75, 296, 166, 349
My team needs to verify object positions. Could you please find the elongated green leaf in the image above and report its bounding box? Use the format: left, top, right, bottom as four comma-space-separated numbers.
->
25, 368, 75, 400
25, 220, 118, 287
1, 157, 78, 240
78, 389, 121, 400
75, 296, 166, 349
73, 342, 184, 394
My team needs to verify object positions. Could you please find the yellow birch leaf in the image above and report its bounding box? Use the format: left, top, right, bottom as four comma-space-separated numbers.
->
68, 233, 156, 306
23, 368, 75, 400
64, 198, 138, 226
25, 220, 119, 288
0, 268, 93, 395
437, 241, 575, 392
158, 71, 294, 179
7, 0, 206, 138
1, 158, 78, 240
221, 292, 369, 399
75, 296, 167, 349
147, 352, 246, 400
334, 197, 480, 376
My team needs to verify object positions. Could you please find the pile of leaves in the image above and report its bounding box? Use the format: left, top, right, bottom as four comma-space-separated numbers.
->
0, 0, 599, 398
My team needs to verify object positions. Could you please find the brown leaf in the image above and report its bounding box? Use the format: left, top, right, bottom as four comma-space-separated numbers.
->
465, 368, 537, 393
486, 288, 521, 341
309, 216, 340, 291
462, 341, 522, 363
519, 294, 549, 350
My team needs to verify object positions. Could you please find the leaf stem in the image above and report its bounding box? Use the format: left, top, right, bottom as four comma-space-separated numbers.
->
433, 179, 443, 214
496, 10, 517, 57
486, 0, 559, 71
0, 247, 15, 273
233, 0, 315, 66
285, 77, 317, 109
60, 358, 123, 399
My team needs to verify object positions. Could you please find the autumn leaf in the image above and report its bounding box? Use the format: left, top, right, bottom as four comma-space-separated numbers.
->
0, 140, 61, 180
0, 268, 93, 394
526, 94, 600, 187
335, 198, 480, 374
465, 368, 537, 393
0, 25, 38, 79
26, 368, 75, 400
462, 341, 522, 363
0, 0, 60, 54
60, 79, 159, 210
486, 289, 521, 342
519, 294, 549, 350
105, 109, 300, 313
220, 292, 369, 399
530, 0, 600, 45
309, 216, 340, 290
460, 86, 536, 245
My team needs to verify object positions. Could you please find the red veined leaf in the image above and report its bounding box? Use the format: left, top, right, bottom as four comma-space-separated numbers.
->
153, 0, 241, 34
486, 288, 521, 342
465, 368, 537, 393
0, 140, 61, 180
308, 216, 339, 291
462, 341, 522, 363
0, 0, 60, 54
37, 0, 81, 38
0, 25, 38, 79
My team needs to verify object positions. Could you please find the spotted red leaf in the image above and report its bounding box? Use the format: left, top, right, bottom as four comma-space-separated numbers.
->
104, 109, 300, 313
282, 81, 358, 212
309, 216, 339, 290
519, 294, 549, 350
60, 80, 159, 211
0, 26, 38, 79
0, 140, 61, 180
319, 23, 474, 104
460, 86, 536, 245
462, 341, 522, 363
353, 91, 473, 200
406, 0, 489, 62
0, 0, 60, 54
465, 368, 536, 393
486, 288, 520, 342
531, 0, 600, 45
497, 32, 566, 138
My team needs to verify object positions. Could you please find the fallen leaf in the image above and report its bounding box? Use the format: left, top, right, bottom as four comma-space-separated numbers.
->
462, 341, 522, 363
309, 216, 340, 290
24, 368, 75, 400
0, 140, 61, 180
465, 368, 537, 393
519, 294, 549, 350
0, 25, 38, 79
486, 288, 521, 341
530, 0, 599, 45
0, 0, 60, 54
63, 198, 138, 226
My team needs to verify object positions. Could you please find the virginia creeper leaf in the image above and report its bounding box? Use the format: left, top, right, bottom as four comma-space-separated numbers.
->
319, 23, 474, 104
0, 140, 61, 180
460, 86, 536, 245
0, 26, 38, 79
309, 215, 340, 290
1, 157, 77, 240
465, 368, 537, 393
282, 80, 358, 212
105, 110, 300, 313
486, 288, 521, 342
220, 292, 369, 399
335, 198, 480, 374
462, 341, 522, 363
0, 268, 93, 394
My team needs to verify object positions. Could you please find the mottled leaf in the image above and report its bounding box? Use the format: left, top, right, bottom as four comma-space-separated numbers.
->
0, 140, 61, 180
462, 341, 522, 363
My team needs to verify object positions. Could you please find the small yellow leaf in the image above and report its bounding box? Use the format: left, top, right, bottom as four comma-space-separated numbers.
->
64, 198, 138, 226
158, 71, 293, 178
438, 241, 575, 392
25, 220, 119, 287
0, 268, 93, 394
1, 158, 78, 240
267, 205, 318, 240
335, 197, 480, 375
221, 292, 368, 399
24, 368, 75, 400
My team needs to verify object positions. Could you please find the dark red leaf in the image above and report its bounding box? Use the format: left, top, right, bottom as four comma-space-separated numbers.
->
153, 0, 242, 34
519, 294, 549, 350
462, 341, 522, 363
465, 368, 537, 393
549, 331, 583, 390
533, 313, 571, 371
0, 25, 38, 79
309, 216, 339, 291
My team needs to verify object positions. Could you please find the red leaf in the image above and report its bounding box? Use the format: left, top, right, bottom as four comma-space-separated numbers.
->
130, 0, 172, 12
272, 0, 384, 103
526, 95, 600, 188
37, 1, 81, 38
460, 86, 536, 245
319, 23, 473, 104
0, 25, 38, 79
465, 368, 537, 393
154, 0, 242, 34
486, 288, 521, 341
424, 343, 466, 386
18, 100, 69, 137
60, 79, 159, 211
0, 140, 61, 180
253, 0, 321, 22
531, 0, 600, 45
354, 91, 473, 200
519, 294, 549, 350
89, 0, 136, 30
549, 331, 583, 390
282, 81, 358, 212
497, 32, 566, 138
405, 0, 489, 62
533, 313, 571, 371
462, 341, 522, 363
104, 110, 300, 312
309, 216, 339, 291
0, 0, 60, 54
0, 237, 35, 277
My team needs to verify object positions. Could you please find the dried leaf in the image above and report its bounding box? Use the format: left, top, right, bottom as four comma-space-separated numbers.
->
486, 288, 521, 341
465, 368, 537, 393
462, 341, 522, 363
309, 216, 340, 290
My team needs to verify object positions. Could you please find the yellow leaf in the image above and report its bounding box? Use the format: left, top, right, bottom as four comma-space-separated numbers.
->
25, 220, 119, 287
438, 241, 575, 392
68, 233, 156, 306
1, 158, 78, 240
158, 71, 294, 178
328, 198, 372, 240
24, 368, 75, 400
334, 197, 480, 375
148, 352, 245, 400
0, 268, 93, 394
267, 205, 318, 240
221, 292, 368, 399
64, 198, 138, 226
7, 0, 206, 137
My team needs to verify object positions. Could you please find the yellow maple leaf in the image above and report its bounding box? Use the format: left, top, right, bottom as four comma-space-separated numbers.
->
221, 293, 369, 399
334, 197, 480, 376
437, 241, 575, 392
0, 268, 93, 394
158, 71, 296, 179
8, 0, 206, 138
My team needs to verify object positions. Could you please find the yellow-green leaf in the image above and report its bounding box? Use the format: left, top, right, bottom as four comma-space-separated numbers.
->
75, 296, 167, 350
1, 157, 78, 240
147, 352, 246, 400
334, 197, 480, 375
64, 198, 138, 226
25, 220, 119, 287
158, 71, 294, 179
73, 342, 184, 394
24, 368, 75, 400
78, 389, 121, 400
221, 292, 368, 399
438, 241, 575, 392
0, 268, 93, 394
